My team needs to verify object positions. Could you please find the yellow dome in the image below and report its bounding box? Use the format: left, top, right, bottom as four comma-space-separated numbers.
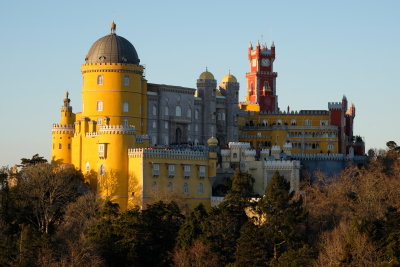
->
207, 136, 218, 146
199, 69, 215, 80
221, 74, 237, 83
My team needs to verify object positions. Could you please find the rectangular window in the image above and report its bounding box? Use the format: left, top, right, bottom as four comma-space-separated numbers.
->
97, 101, 103, 112
123, 119, 129, 127
165, 122, 168, 129
123, 101, 129, 113
305, 119, 311, 126
97, 118, 102, 125
184, 165, 191, 178
152, 163, 160, 177
97, 75, 104, 85
68, 144, 71, 149
168, 164, 175, 177
98, 143, 106, 158
59, 143, 62, 149
320, 120, 328, 126
199, 166, 206, 178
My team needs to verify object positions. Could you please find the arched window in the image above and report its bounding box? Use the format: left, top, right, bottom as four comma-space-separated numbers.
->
183, 183, 189, 194
176, 106, 181, 117
187, 108, 192, 118
97, 75, 104, 85
233, 153, 238, 159
167, 182, 173, 192
277, 120, 282, 126
195, 109, 199, 120
152, 105, 157, 116
198, 183, 204, 194
99, 164, 105, 176
97, 101, 103, 112
123, 101, 129, 113
152, 121, 156, 129
291, 119, 296, 125
165, 106, 169, 116
123, 75, 130, 86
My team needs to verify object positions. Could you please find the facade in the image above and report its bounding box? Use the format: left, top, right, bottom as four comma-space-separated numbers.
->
52, 23, 217, 210
146, 70, 239, 147
51, 23, 365, 210
238, 41, 365, 157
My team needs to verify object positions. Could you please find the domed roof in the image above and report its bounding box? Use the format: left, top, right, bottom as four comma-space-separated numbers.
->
85, 24, 140, 64
221, 73, 237, 83
207, 136, 218, 146
199, 68, 215, 80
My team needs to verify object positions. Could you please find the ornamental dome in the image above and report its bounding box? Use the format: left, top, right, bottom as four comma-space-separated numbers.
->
207, 136, 218, 146
85, 23, 140, 65
221, 73, 237, 83
199, 68, 215, 80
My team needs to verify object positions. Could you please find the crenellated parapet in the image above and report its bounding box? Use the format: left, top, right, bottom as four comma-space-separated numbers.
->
52, 123, 74, 134
264, 160, 300, 169
99, 124, 135, 135
328, 102, 342, 110
228, 142, 251, 149
128, 148, 208, 160
292, 153, 344, 161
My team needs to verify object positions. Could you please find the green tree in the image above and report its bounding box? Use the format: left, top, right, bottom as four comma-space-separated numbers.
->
19, 154, 47, 169
176, 203, 208, 249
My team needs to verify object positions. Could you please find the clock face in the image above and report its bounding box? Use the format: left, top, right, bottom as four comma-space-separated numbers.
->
261, 58, 270, 67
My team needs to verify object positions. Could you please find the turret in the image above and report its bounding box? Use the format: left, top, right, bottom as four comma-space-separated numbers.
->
51, 92, 75, 164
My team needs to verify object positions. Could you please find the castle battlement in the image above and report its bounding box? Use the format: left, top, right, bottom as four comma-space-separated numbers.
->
244, 149, 257, 156
99, 124, 135, 135
328, 102, 342, 110
86, 132, 99, 137
228, 142, 251, 149
220, 149, 230, 156
128, 148, 208, 160
52, 124, 74, 134
264, 160, 301, 169
292, 153, 344, 161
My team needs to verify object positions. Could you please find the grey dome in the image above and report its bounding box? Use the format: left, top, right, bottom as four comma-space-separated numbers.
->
85, 33, 140, 64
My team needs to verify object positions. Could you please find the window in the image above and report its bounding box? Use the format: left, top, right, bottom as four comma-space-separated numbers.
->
151, 135, 157, 145
199, 166, 206, 178
176, 106, 181, 117
98, 143, 106, 158
153, 163, 160, 176
123, 75, 129, 86
194, 138, 198, 145
222, 112, 226, 121
165, 122, 168, 129
99, 164, 105, 176
68, 144, 71, 149
198, 183, 204, 194
97, 75, 104, 85
59, 143, 62, 149
151, 181, 158, 193
123, 101, 129, 113
187, 108, 192, 118
152, 105, 157, 116
195, 124, 198, 132
168, 164, 175, 177
164, 135, 169, 145
123, 119, 129, 127
97, 118, 102, 125
184, 165, 191, 178
97, 101, 103, 112
85, 162, 90, 173
183, 183, 189, 194
328, 143, 334, 150
233, 153, 237, 159
291, 119, 297, 126
167, 182, 173, 192
305, 119, 311, 126
320, 120, 328, 126
195, 109, 199, 119
150, 121, 155, 129
165, 106, 169, 116
277, 120, 282, 126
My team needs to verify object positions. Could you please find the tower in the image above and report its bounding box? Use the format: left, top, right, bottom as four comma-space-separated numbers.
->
196, 68, 217, 144
245, 41, 278, 112
219, 73, 239, 144
51, 92, 75, 164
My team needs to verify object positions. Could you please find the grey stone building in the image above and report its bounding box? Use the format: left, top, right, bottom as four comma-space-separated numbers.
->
146, 70, 239, 147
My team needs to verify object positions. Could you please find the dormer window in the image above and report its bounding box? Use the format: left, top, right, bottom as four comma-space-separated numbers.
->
97, 75, 104, 85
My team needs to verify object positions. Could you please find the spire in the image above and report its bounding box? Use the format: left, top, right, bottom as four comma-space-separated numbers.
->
249, 42, 253, 49
271, 41, 275, 47
63, 91, 70, 108
110, 21, 116, 34
205, 66, 208, 72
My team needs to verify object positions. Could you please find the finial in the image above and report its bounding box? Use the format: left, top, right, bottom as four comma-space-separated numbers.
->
65, 91, 69, 99
206, 66, 208, 72
271, 41, 275, 47
228, 69, 230, 75
257, 40, 260, 46
249, 42, 253, 49
110, 21, 116, 34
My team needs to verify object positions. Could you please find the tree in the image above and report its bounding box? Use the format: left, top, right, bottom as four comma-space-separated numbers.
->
19, 154, 47, 169
176, 203, 208, 249
173, 239, 221, 267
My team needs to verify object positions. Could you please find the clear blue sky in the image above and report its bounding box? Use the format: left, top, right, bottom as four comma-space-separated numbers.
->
0, 0, 399, 166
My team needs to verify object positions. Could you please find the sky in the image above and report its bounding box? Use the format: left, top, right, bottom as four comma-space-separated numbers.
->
0, 0, 399, 166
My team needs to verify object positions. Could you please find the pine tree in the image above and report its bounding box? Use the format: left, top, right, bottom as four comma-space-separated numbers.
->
176, 203, 208, 249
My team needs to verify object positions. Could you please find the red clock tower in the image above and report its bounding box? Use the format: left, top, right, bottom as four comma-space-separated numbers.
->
246, 41, 278, 112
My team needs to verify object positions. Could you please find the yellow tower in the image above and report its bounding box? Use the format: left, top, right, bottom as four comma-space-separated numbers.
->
51, 91, 75, 164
